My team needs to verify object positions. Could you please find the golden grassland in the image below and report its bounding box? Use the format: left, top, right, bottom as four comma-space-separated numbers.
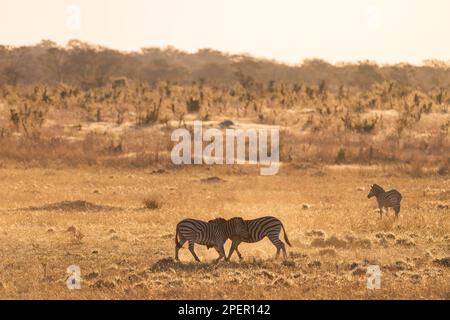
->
0, 80, 449, 299
0, 164, 449, 299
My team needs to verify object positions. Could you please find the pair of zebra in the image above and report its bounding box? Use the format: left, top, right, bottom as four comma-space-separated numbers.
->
175, 216, 291, 262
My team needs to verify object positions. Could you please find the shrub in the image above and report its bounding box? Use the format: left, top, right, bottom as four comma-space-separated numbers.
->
143, 196, 162, 210
336, 147, 346, 163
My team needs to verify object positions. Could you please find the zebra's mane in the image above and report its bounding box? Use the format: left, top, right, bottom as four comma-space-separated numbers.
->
208, 218, 227, 225
371, 184, 385, 193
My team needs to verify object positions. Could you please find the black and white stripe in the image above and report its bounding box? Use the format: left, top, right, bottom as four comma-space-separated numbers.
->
368, 184, 402, 218
175, 217, 248, 262
227, 216, 292, 260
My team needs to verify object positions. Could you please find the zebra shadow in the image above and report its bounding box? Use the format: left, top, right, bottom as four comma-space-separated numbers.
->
150, 257, 274, 273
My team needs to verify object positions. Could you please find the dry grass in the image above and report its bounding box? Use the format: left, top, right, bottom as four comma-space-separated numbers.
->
0, 165, 449, 299
0, 81, 449, 299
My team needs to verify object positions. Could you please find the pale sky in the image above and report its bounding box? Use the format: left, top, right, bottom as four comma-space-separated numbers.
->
1, 0, 449, 65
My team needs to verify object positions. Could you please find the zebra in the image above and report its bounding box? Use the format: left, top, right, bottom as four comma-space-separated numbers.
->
227, 216, 292, 260
368, 184, 402, 218
175, 217, 248, 262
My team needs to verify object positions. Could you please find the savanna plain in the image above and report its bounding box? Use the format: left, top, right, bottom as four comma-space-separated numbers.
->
0, 43, 449, 299
1, 164, 450, 299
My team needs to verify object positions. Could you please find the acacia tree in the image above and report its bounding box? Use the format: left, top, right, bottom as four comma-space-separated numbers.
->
38, 40, 67, 83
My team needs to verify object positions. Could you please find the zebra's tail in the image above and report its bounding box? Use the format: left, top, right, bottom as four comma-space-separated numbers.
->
175, 225, 183, 248
281, 223, 292, 247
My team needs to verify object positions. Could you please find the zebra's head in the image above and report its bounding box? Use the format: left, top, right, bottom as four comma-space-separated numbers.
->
205, 218, 228, 249
208, 217, 249, 240
368, 184, 384, 198
228, 217, 249, 239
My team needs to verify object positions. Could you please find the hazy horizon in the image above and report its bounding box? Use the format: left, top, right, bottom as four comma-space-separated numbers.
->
1, 0, 450, 65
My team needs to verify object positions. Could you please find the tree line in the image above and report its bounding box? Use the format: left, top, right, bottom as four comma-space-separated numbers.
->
1, 39, 449, 90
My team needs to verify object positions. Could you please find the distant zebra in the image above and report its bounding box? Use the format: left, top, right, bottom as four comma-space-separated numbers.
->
227, 216, 292, 260
368, 184, 402, 218
175, 217, 248, 262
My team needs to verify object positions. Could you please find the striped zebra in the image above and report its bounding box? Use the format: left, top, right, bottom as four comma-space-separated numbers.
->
227, 216, 292, 260
175, 217, 248, 262
368, 184, 402, 218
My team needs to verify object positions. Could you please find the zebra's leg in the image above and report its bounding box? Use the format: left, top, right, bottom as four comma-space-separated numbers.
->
188, 241, 200, 262
394, 206, 400, 219
276, 247, 281, 259
175, 238, 187, 261
280, 242, 287, 259
268, 232, 283, 259
227, 241, 243, 261
213, 247, 224, 262
227, 241, 236, 260
214, 244, 226, 263
234, 247, 244, 261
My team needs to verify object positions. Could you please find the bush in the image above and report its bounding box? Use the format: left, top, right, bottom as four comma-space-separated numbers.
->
335, 147, 346, 164
143, 196, 162, 210
186, 97, 201, 113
